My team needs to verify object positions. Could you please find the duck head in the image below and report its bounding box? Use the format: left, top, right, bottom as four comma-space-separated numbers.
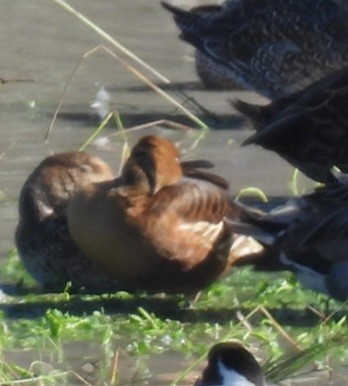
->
18, 151, 114, 224
196, 342, 265, 386
121, 135, 183, 194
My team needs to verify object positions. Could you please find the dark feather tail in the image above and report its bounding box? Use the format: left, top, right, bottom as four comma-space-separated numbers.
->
227, 198, 300, 245
224, 200, 295, 271
234, 248, 286, 272
232, 99, 266, 129
181, 159, 229, 190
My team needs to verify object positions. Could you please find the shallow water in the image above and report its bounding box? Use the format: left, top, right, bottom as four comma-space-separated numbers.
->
3, 340, 348, 385
0, 0, 313, 259
0, 0, 345, 384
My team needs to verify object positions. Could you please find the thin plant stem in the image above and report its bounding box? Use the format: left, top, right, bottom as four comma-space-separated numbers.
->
236, 187, 268, 202
53, 0, 170, 84
53, 0, 212, 121
78, 112, 113, 151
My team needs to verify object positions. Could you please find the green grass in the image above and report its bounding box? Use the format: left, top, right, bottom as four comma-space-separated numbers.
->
0, 250, 347, 385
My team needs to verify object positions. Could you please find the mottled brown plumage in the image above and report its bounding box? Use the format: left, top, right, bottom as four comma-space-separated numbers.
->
68, 136, 263, 295
15, 152, 122, 292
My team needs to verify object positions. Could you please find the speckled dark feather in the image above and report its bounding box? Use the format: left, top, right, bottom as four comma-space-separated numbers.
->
163, 0, 348, 98
235, 67, 348, 182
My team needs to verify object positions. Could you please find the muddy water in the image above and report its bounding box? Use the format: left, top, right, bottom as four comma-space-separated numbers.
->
0, 0, 344, 385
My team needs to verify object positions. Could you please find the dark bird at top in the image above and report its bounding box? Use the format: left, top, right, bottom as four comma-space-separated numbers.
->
234, 66, 348, 183
162, 0, 348, 99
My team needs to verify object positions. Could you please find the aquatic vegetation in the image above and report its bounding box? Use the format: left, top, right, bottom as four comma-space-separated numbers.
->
0, 250, 347, 385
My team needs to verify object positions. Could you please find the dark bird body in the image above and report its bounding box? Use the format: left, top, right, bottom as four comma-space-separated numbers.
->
163, 0, 348, 98
237, 172, 348, 301
235, 67, 348, 183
